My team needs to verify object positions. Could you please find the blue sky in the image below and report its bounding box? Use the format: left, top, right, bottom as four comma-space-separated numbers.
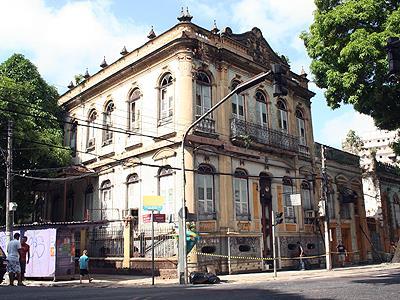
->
0, 0, 377, 147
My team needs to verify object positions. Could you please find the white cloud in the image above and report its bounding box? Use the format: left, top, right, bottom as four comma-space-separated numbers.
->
0, 0, 149, 91
319, 111, 377, 148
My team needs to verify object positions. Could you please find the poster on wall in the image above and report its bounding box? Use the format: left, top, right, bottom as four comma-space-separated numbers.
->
24, 228, 57, 278
1, 228, 56, 277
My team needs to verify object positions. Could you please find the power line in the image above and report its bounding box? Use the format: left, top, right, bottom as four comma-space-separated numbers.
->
0, 106, 177, 144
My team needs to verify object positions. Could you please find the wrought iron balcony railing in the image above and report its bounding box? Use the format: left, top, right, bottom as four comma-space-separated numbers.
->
230, 118, 300, 153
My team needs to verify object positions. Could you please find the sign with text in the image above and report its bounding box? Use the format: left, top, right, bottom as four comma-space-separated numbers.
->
143, 195, 165, 211
143, 213, 166, 223
289, 194, 302, 206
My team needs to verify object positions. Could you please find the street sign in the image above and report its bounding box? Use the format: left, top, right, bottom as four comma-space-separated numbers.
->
143, 195, 164, 211
143, 213, 166, 223
289, 194, 301, 206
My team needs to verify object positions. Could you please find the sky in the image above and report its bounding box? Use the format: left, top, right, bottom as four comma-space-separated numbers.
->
0, 0, 378, 148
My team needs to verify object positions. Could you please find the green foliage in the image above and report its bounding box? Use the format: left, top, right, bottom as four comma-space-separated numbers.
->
74, 74, 84, 85
301, 1, 400, 132
342, 129, 364, 154
0, 54, 71, 224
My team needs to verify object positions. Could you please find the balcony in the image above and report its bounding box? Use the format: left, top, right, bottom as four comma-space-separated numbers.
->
194, 117, 217, 137
230, 118, 300, 154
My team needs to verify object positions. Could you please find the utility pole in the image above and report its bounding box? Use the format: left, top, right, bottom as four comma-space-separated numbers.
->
321, 145, 332, 270
5, 120, 13, 246
272, 211, 277, 278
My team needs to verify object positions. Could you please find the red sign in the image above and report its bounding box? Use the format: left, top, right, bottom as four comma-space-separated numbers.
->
143, 213, 166, 223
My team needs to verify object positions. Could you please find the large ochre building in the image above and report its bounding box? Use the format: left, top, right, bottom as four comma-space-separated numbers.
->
52, 12, 371, 273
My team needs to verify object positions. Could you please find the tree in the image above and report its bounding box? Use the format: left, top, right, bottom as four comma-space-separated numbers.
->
301, 1, 400, 131
342, 129, 364, 154
0, 54, 71, 224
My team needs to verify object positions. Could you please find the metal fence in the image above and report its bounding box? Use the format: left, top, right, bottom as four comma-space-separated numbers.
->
131, 226, 177, 258
84, 222, 177, 258
87, 223, 124, 257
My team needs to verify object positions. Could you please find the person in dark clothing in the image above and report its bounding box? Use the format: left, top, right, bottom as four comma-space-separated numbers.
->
336, 241, 348, 267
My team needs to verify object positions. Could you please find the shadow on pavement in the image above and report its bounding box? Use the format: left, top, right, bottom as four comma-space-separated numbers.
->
0, 284, 334, 300
352, 271, 400, 286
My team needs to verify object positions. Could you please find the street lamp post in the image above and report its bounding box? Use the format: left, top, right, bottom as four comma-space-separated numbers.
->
178, 71, 272, 284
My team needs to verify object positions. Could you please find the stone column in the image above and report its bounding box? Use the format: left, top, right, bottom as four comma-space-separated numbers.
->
123, 219, 132, 268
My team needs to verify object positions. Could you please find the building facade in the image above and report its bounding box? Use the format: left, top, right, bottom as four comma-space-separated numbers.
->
48, 13, 370, 273
315, 143, 371, 266
363, 160, 400, 260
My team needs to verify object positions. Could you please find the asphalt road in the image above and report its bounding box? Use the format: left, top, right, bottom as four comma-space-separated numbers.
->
1, 268, 399, 300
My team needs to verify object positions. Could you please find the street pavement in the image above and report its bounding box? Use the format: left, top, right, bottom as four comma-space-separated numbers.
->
0, 263, 399, 299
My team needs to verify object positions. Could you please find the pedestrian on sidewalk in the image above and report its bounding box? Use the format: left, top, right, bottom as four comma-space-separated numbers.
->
7, 232, 23, 286
19, 236, 30, 282
297, 241, 305, 271
336, 241, 348, 267
79, 250, 93, 284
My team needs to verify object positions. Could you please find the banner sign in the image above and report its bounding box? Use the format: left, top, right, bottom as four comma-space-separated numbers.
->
143, 195, 164, 211
0, 228, 57, 278
143, 213, 166, 223
289, 194, 302, 206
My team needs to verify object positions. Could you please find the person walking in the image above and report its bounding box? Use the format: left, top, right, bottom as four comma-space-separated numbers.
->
337, 241, 348, 267
7, 232, 23, 286
79, 250, 93, 284
19, 236, 30, 282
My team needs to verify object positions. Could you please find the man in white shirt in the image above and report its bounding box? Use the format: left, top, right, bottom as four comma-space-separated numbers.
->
7, 232, 22, 286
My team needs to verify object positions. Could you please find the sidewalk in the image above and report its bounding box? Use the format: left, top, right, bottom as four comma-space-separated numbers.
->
2, 263, 399, 288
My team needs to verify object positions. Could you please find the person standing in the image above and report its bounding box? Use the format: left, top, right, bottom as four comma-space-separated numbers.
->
19, 236, 30, 282
337, 241, 348, 267
297, 241, 305, 271
79, 250, 93, 284
7, 232, 22, 286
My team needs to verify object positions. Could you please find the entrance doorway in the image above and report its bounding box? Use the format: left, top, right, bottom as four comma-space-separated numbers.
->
259, 173, 272, 257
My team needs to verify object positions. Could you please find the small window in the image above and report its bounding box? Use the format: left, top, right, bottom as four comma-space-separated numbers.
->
201, 246, 216, 253
239, 245, 251, 252
159, 73, 174, 122
231, 80, 245, 120
277, 99, 288, 133
102, 101, 114, 145
128, 89, 141, 130
307, 243, 315, 250
255, 90, 268, 127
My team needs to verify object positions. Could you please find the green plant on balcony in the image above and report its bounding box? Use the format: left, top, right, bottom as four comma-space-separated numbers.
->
239, 134, 253, 148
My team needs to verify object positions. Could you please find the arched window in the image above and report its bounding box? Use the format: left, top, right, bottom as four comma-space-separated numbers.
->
159, 73, 174, 122
128, 89, 141, 130
158, 166, 175, 222
127, 174, 140, 210
231, 80, 245, 120
255, 90, 268, 127
196, 164, 215, 219
103, 101, 114, 145
87, 110, 97, 150
283, 177, 295, 223
195, 72, 212, 118
277, 99, 288, 133
301, 181, 312, 210
233, 169, 249, 220
100, 180, 113, 220
296, 109, 306, 145
69, 120, 78, 156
